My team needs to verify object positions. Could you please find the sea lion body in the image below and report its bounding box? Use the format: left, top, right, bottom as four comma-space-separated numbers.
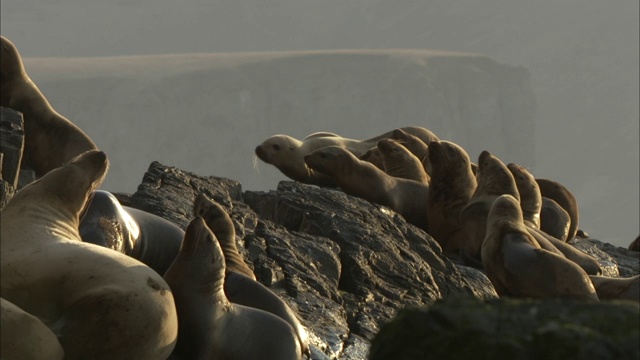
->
426, 140, 477, 258
304, 146, 429, 231
0, 36, 97, 178
163, 217, 302, 360
481, 195, 598, 300
0, 151, 178, 359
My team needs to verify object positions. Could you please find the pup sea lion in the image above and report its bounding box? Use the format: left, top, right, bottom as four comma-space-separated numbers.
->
426, 140, 477, 258
377, 138, 429, 184
255, 126, 438, 187
304, 145, 429, 231
0, 150, 178, 359
163, 217, 302, 360
80, 190, 185, 275
0, 36, 97, 178
589, 275, 639, 302
459, 150, 520, 267
536, 178, 580, 241
481, 194, 598, 300
1, 297, 64, 360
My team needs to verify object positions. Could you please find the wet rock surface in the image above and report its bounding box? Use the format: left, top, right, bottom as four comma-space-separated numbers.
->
122, 161, 638, 359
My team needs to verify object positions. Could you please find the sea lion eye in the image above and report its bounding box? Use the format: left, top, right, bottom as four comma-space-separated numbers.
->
272, 144, 280, 151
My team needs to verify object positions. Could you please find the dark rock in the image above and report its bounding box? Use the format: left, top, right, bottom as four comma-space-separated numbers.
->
571, 238, 640, 277
369, 298, 640, 360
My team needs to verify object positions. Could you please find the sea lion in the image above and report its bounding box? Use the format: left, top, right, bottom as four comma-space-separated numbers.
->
540, 197, 571, 241
536, 178, 580, 241
0, 36, 97, 178
459, 150, 520, 267
304, 145, 429, 231
377, 138, 429, 184
481, 194, 598, 300
255, 126, 438, 187
193, 193, 310, 356
0, 150, 178, 359
163, 217, 302, 360
589, 275, 639, 302
79, 190, 185, 275
389, 128, 432, 175
1, 297, 65, 360
426, 140, 477, 258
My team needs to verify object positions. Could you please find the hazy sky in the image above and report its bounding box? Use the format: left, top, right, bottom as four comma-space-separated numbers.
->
2, 1, 638, 248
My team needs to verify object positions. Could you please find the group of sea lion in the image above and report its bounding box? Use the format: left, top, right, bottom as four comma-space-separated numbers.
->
1, 35, 307, 360
256, 124, 639, 302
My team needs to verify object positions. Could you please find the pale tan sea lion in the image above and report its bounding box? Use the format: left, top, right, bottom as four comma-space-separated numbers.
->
255, 126, 439, 187
589, 275, 639, 302
193, 193, 310, 356
0, 150, 178, 359
536, 178, 580, 241
304, 145, 429, 231
426, 140, 477, 258
481, 194, 598, 300
1, 297, 64, 360
0, 36, 97, 178
163, 217, 302, 360
459, 150, 520, 267
377, 138, 429, 184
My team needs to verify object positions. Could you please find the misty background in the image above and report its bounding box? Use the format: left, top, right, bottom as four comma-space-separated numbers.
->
1, 0, 637, 248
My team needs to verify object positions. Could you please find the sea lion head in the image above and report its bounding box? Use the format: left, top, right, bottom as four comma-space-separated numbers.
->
0, 36, 25, 81
507, 163, 542, 224
376, 138, 407, 159
474, 150, 519, 200
193, 193, 234, 239
255, 135, 299, 165
487, 194, 524, 228
359, 147, 384, 169
9, 150, 108, 222
177, 217, 226, 290
428, 140, 472, 175
304, 145, 354, 176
